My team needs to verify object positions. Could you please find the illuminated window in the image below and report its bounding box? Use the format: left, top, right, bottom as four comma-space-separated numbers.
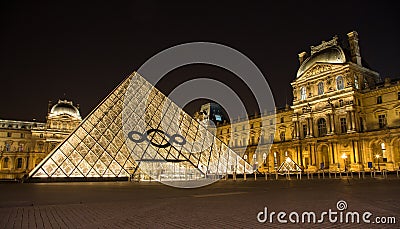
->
339, 99, 344, 107
317, 118, 327, 136
302, 124, 307, 138
318, 82, 324, 95
377, 96, 382, 104
300, 87, 307, 100
378, 114, 387, 128
340, 118, 347, 133
7, 132, 11, 137
336, 76, 344, 90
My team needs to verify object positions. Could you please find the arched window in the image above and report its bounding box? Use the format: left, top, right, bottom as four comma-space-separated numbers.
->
3, 158, 9, 168
318, 118, 327, 136
336, 76, 344, 90
300, 87, 307, 100
318, 82, 324, 95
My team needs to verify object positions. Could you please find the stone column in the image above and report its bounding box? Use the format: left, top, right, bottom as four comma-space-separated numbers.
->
306, 118, 310, 137
309, 118, 314, 137
294, 121, 298, 139
351, 111, 356, 131
327, 114, 332, 133
347, 111, 352, 132
330, 114, 335, 134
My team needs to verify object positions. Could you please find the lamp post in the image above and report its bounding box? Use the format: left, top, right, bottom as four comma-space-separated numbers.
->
341, 153, 348, 172
263, 153, 267, 180
253, 153, 257, 180
243, 154, 247, 181
375, 154, 381, 171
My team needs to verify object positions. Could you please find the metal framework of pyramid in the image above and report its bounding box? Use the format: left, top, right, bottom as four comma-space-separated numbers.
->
277, 157, 302, 174
29, 72, 252, 184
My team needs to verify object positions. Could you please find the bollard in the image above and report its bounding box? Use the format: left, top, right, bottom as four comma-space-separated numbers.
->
233, 172, 236, 181
329, 172, 331, 179
339, 171, 342, 179
397, 170, 399, 178
318, 172, 320, 179
244, 172, 246, 181
322, 171, 325, 179
334, 171, 337, 179
311, 172, 314, 179
307, 171, 310, 179
254, 173, 257, 181
275, 172, 278, 180
265, 173, 268, 180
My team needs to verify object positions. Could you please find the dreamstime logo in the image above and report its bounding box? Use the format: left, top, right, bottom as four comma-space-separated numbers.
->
257, 200, 397, 224
122, 42, 276, 188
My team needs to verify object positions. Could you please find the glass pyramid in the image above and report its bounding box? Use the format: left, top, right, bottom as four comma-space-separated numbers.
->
29, 72, 252, 187
277, 157, 302, 174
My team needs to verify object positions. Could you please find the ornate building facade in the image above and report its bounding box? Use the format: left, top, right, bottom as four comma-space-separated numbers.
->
0, 100, 81, 179
216, 31, 400, 173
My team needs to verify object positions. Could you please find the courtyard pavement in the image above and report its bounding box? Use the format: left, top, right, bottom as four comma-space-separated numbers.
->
0, 177, 399, 228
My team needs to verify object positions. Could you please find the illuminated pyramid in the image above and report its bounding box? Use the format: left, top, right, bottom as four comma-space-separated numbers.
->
29, 72, 252, 187
277, 157, 302, 174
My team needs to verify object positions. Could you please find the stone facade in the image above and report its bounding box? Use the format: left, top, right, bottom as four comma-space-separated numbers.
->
0, 100, 81, 179
216, 31, 400, 173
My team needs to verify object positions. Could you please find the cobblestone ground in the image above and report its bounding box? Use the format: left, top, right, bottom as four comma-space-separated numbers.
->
0, 177, 399, 228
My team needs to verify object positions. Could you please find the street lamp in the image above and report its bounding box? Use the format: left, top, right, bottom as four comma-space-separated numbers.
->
243, 154, 248, 180
341, 153, 348, 172
375, 154, 381, 171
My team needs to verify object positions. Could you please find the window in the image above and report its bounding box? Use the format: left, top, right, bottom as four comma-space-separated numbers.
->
3, 158, 9, 168
378, 114, 387, 128
354, 75, 359, 89
359, 117, 364, 132
280, 132, 285, 141
318, 118, 327, 136
340, 118, 347, 133
16, 158, 23, 169
20, 133, 24, 138
300, 87, 307, 100
7, 132, 11, 137
318, 82, 324, 95
269, 134, 274, 143
280, 117, 284, 123
302, 124, 307, 138
269, 119, 273, 125
377, 96, 382, 104
250, 123, 253, 129
398, 92, 400, 100
339, 100, 344, 107
336, 76, 344, 90
18, 144, 23, 152
40, 133, 44, 138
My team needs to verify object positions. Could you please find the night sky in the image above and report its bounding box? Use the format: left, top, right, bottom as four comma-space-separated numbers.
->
1, 1, 399, 122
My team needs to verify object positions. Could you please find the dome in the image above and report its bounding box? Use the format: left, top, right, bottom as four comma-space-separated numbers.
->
296, 46, 346, 78
49, 100, 81, 119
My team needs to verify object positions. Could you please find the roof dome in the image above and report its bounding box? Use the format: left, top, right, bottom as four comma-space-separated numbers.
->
49, 100, 81, 119
296, 46, 346, 78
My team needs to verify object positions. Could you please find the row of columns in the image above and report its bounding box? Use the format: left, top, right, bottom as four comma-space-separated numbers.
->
293, 110, 358, 138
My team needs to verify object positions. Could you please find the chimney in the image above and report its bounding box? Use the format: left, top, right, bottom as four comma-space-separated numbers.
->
347, 31, 362, 66
298, 51, 307, 65
384, 77, 391, 86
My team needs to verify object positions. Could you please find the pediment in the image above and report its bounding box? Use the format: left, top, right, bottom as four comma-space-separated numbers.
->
299, 63, 339, 79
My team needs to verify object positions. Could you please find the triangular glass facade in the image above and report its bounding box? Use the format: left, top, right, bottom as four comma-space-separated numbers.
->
277, 157, 302, 174
29, 72, 251, 187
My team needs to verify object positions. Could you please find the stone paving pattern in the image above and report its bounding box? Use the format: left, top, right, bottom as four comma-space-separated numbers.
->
0, 177, 399, 228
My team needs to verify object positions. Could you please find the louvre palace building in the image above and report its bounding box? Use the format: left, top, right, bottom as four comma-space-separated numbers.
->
0, 100, 81, 179
216, 31, 400, 173
1, 31, 399, 181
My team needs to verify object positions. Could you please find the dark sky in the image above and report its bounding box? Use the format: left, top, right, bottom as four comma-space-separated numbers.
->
1, 1, 399, 122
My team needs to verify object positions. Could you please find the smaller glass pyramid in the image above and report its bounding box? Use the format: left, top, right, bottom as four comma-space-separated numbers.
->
277, 157, 302, 174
